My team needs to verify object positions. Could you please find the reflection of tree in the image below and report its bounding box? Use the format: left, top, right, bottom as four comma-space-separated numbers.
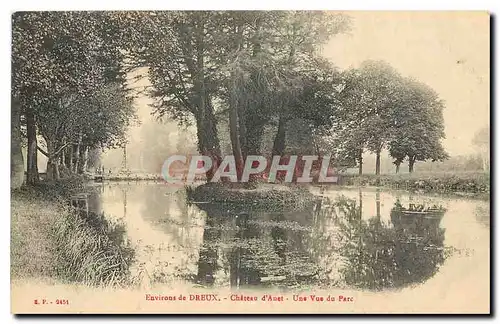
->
194, 203, 319, 288
196, 212, 224, 286
335, 197, 447, 290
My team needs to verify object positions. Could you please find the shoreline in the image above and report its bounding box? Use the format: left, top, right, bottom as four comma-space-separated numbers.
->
88, 171, 490, 201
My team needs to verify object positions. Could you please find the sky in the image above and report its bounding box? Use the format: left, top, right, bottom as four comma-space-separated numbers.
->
322, 11, 490, 156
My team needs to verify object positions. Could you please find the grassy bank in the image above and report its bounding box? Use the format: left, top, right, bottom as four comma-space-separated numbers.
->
186, 182, 316, 211
339, 172, 490, 199
11, 179, 135, 287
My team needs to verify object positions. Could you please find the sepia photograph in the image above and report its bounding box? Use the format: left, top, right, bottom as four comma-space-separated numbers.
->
10, 10, 490, 315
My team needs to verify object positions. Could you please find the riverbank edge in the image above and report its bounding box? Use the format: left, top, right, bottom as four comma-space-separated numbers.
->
92, 172, 490, 200
339, 173, 490, 200
11, 178, 133, 287
186, 182, 317, 210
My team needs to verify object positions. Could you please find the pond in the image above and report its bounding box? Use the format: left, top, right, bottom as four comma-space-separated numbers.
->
86, 182, 490, 292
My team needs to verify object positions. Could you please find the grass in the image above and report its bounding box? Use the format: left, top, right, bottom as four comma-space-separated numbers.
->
11, 191, 59, 280
51, 210, 135, 286
11, 180, 135, 287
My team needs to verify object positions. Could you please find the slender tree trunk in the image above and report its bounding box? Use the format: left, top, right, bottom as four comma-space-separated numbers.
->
245, 115, 265, 155
375, 149, 381, 175
45, 139, 61, 181
73, 145, 79, 173
26, 107, 38, 185
194, 98, 221, 182
11, 98, 24, 188
358, 148, 363, 175
408, 156, 416, 173
46, 140, 54, 181
73, 133, 82, 173
82, 146, 89, 173
60, 147, 66, 168
78, 144, 87, 174
238, 103, 248, 160
189, 20, 221, 182
46, 160, 59, 181
272, 115, 287, 156
229, 90, 244, 180
395, 163, 400, 174
68, 145, 74, 173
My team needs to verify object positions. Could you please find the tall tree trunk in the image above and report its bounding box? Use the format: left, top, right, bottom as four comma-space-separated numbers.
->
82, 146, 89, 172
11, 98, 24, 188
229, 91, 244, 180
68, 145, 74, 173
408, 156, 416, 173
395, 163, 400, 174
26, 107, 38, 185
358, 148, 363, 175
45, 139, 60, 181
73, 133, 82, 173
194, 97, 221, 182
46, 160, 59, 181
272, 115, 287, 156
245, 115, 265, 155
238, 103, 248, 160
375, 149, 381, 175
187, 19, 222, 182
60, 146, 66, 168
78, 145, 87, 174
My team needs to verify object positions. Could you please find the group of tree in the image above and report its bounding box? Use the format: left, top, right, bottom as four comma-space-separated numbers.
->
11, 11, 449, 188
325, 60, 448, 175
11, 11, 136, 187
118, 11, 350, 180
120, 11, 447, 177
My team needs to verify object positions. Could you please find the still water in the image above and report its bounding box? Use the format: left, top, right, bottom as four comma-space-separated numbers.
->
87, 182, 490, 292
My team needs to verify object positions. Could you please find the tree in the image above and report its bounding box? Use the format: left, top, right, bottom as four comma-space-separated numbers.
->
336, 61, 404, 175
388, 78, 448, 173
218, 11, 349, 164
12, 12, 131, 182
122, 11, 350, 181
121, 12, 227, 180
11, 97, 24, 188
37, 84, 136, 180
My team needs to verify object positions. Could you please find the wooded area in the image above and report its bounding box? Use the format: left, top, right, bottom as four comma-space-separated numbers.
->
11, 11, 452, 188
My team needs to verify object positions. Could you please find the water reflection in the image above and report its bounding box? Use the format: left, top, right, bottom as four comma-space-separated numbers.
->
194, 204, 319, 289
193, 192, 448, 291
329, 197, 447, 290
89, 184, 489, 291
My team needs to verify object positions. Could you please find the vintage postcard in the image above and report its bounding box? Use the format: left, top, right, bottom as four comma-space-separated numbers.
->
10, 11, 490, 314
